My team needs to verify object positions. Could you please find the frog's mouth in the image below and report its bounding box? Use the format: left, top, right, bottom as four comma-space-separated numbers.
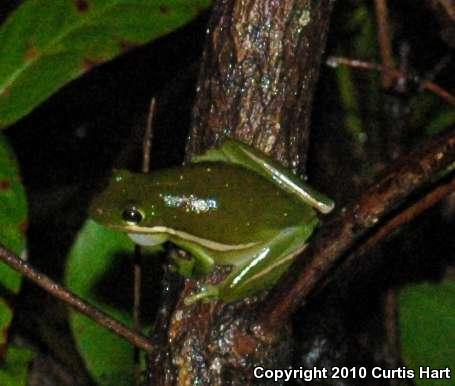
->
124, 225, 258, 252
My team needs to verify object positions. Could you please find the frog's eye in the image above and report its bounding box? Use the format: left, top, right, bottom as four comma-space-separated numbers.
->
122, 206, 144, 225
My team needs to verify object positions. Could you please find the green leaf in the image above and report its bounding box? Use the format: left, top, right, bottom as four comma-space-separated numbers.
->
426, 109, 455, 136
400, 279, 455, 386
335, 64, 364, 143
0, 135, 27, 259
66, 219, 155, 386
0, 0, 211, 128
0, 299, 13, 346
0, 346, 35, 386
0, 134, 27, 360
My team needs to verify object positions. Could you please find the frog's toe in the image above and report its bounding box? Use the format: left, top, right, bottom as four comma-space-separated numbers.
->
184, 285, 219, 305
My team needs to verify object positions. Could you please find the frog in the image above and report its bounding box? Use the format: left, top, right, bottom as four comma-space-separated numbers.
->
89, 139, 334, 304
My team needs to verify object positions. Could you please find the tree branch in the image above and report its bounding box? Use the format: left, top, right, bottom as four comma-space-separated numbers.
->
319, 174, 455, 292
327, 56, 455, 106
188, 0, 333, 170
152, 1, 334, 383
375, 0, 395, 89
260, 127, 455, 331
0, 244, 154, 353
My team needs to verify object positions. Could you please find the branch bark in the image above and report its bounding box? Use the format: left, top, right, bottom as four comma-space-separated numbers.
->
188, 0, 333, 171
0, 244, 154, 353
149, 0, 334, 384
260, 126, 455, 331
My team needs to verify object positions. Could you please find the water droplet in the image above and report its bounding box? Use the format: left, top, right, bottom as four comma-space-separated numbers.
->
291, 160, 300, 170
260, 75, 271, 90
174, 310, 183, 321
299, 9, 311, 27
265, 135, 276, 152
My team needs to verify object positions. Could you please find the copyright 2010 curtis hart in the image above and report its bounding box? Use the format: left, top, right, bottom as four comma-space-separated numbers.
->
252, 365, 452, 382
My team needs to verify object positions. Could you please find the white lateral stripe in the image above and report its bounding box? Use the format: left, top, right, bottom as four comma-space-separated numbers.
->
124, 225, 258, 251
240, 244, 307, 287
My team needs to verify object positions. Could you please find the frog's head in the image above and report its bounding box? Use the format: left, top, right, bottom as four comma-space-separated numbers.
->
89, 169, 156, 232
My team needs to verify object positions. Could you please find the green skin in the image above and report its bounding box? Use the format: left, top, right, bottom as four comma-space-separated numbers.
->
90, 140, 334, 304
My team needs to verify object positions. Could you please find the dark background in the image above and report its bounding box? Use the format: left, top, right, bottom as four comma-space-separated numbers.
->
1, 1, 453, 384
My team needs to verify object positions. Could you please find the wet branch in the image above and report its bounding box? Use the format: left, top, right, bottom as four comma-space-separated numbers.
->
0, 244, 154, 353
259, 127, 455, 331
319, 175, 455, 292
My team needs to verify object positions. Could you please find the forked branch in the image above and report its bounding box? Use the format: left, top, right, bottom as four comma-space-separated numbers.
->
260, 127, 455, 331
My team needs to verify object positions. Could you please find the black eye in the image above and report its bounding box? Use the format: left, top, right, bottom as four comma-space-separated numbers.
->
122, 206, 143, 224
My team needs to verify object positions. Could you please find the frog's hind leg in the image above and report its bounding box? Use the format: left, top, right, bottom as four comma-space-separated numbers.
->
192, 139, 334, 213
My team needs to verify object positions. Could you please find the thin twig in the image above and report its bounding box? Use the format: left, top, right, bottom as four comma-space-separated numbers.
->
133, 245, 143, 386
350, 176, 455, 262
423, 54, 451, 83
133, 97, 157, 385
0, 244, 154, 353
375, 0, 395, 89
133, 97, 156, 341
327, 56, 455, 106
384, 288, 400, 379
422, 81, 455, 106
259, 127, 455, 331
142, 98, 156, 174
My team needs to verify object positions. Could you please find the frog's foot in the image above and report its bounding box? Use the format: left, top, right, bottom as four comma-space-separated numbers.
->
169, 250, 196, 277
184, 285, 219, 305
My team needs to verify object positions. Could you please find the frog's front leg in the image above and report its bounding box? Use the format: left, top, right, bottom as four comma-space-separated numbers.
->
184, 244, 306, 305
184, 226, 312, 304
170, 237, 215, 276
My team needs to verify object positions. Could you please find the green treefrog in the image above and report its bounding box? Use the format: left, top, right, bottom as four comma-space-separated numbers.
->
90, 139, 334, 304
